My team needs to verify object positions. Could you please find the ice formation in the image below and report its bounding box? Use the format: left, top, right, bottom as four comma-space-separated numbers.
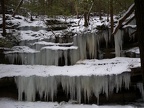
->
5, 30, 109, 65
5, 46, 78, 66
40, 46, 78, 65
5, 46, 40, 65
15, 73, 130, 104
137, 83, 144, 101
73, 31, 109, 60
114, 29, 123, 57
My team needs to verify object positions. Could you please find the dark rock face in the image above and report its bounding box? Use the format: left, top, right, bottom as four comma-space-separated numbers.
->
0, 77, 17, 99
0, 48, 10, 64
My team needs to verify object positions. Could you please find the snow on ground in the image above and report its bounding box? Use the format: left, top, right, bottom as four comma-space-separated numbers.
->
41, 46, 78, 50
18, 30, 52, 40
33, 41, 73, 46
1, 14, 110, 41
0, 98, 136, 108
4, 46, 39, 54
0, 57, 140, 78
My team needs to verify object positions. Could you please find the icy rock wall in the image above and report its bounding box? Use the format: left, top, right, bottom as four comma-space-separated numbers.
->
5, 30, 109, 65
40, 46, 78, 65
5, 46, 78, 66
15, 73, 130, 104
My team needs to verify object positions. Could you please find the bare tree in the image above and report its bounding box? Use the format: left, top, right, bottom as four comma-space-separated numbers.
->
12, 0, 24, 17
83, 0, 94, 27
112, 1, 144, 85
135, 0, 144, 85
110, 0, 114, 34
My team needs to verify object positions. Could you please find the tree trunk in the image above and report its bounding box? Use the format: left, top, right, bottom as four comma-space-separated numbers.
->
110, 0, 114, 35
98, 0, 102, 20
1, 0, 6, 36
107, 0, 110, 22
134, 0, 144, 84
12, 0, 24, 17
74, 2, 79, 18
84, 12, 88, 27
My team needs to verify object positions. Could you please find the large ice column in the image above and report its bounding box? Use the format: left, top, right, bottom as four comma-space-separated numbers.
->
73, 32, 97, 60
73, 33, 87, 60
5, 45, 78, 66
15, 73, 130, 103
114, 29, 123, 57
15, 76, 36, 101
15, 76, 58, 101
40, 46, 78, 66
102, 30, 109, 48
86, 32, 97, 59
73, 31, 109, 60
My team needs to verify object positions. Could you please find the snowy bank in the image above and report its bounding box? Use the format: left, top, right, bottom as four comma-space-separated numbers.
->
0, 57, 140, 103
0, 57, 140, 78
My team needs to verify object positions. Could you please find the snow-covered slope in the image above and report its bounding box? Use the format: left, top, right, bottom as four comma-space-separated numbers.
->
0, 13, 140, 104
0, 57, 140, 78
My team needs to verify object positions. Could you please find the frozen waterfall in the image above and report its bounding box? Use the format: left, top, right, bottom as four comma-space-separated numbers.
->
5, 30, 110, 66
114, 30, 123, 57
15, 73, 130, 104
5, 46, 78, 66
73, 31, 109, 60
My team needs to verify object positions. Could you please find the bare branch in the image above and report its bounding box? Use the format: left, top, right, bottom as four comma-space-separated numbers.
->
12, 0, 24, 17
112, 3, 135, 36
130, 30, 136, 37
122, 14, 135, 27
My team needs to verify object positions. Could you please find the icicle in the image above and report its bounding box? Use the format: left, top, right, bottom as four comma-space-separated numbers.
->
114, 29, 123, 57
40, 46, 78, 66
15, 73, 131, 103
15, 76, 36, 101
122, 73, 130, 89
64, 50, 68, 65
115, 74, 123, 93
137, 83, 144, 101
102, 30, 109, 48
73, 33, 86, 60
86, 32, 97, 59
73, 32, 98, 60
81, 76, 91, 102
128, 28, 136, 41
76, 76, 82, 103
